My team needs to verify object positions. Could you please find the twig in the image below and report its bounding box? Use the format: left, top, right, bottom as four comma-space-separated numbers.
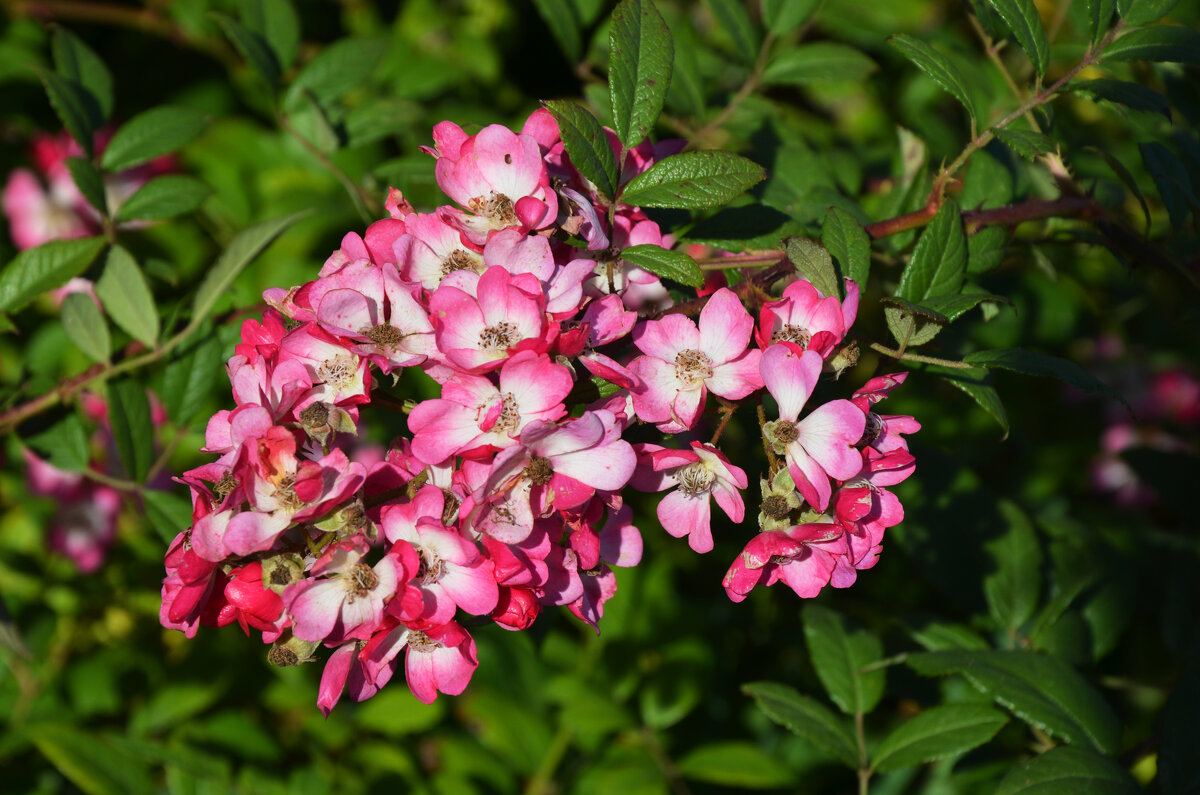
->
867, 341, 976, 369
689, 32, 777, 149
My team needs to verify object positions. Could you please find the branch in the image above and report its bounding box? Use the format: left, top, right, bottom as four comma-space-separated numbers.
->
689, 32, 777, 149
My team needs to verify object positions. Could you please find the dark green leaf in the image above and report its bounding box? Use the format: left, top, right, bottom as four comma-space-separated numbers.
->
619, 150, 766, 209
159, 334, 224, 426
191, 211, 310, 322
907, 619, 991, 651
608, 0, 674, 149
242, 0, 300, 72
1103, 26, 1200, 65
65, 156, 108, 216
761, 0, 821, 35
142, 489, 194, 544
763, 43, 876, 84
1159, 664, 1200, 795
1087, 0, 1117, 43
929, 365, 1009, 435
872, 704, 1009, 773
101, 106, 208, 172
785, 237, 843, 299
907, 650, 1122, 752
544, 100, 620, 200
677, 742, 797, 788
1139, 141, 1196, 231
743, 682, 859, 767
983, 500, 1042, 631
27, 724, 155, 795
532, 0, 583, 62
95, 246, 159, 347
1073, 78, 1171, 117
62, 292, 110, 363
883, 297, 948, 348
107, 379, 154, 482
1118, 0, 1181, 26
0, 237, 106, 314
922, 291, 1012, 321
996, 746, 1140, 794
115, 175, 211, 223
803, 605, 886, 716
24, 413, 90, 473
963, 348, 1129, 410
994, 128, 1053, 160
35, 67, 100, 157
896, 199, 966, 301
703, 0, 759, 64
52, 28, 113, 120
212, 13, 280, 86
285, 38, 387, 108
620, 245, 704, 287
967, 227, 1009, 274
987, 0, 1050, 78
685, 205, 803, 251
888, 35, 979, 125
130, 682, 225, 736
822, 207, 870, 287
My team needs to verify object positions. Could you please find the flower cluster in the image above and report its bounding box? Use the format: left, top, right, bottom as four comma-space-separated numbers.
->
160, 110, 920, 711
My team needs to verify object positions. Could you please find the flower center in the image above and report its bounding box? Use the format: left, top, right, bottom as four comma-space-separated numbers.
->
273, 474, 304, 510
676, 462, 716, 495
772, 420, 799, 446
317, 354, 357, 390
859, 413, 883, 447
526, 455, 553, 485
347, 562, 378, 598
214, 471, 238, 498
267, 646, 299, 667
299, 401, 330, 429
493, 392, 520, 433
406, 630, 442, 654
416, 549, 447, 585
673, 349, 713, 388
771, 324, 811, 348
364, 324, 403, 349
441, 249, 479, 276
469, 191, 518, 226
478, 322, 519, 351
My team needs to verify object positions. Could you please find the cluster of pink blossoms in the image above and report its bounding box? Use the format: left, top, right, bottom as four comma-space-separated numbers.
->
160, 110, 920, 711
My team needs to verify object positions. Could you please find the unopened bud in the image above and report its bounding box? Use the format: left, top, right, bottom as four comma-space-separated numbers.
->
491, 587, 541, 631
826, 341, 860, 379
261, 553, 304, 595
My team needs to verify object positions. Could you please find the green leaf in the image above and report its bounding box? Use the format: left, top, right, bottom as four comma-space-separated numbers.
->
871, 704, 1009, 773
285, 38, 387, 108
685, 205, 803, 251
107, 379, 154, 482
65, 156, 108, 216
1072, 78, 1171, 117
62, 292, 110, 363
130, 682, 226, 736
822, 207, 871, 288
1087, 0, 1116, 43
35, 67, 100, 158
24, 413, 90, 473
1118, 0, 1181, 26
906, 650, 1122, 752
191, 211, 309, 322
532, 0, 584, 62
761, 0, 821, 35
101, 106, 208, 172
1103, 26, 1200, 65
896, 199, 966, 302
608, 0, 674, 150
27, 724, 155, 795
967, 227, 1009, 274
996, 746, 1140, 794
763, 43, 877, 84
677, 742, 797, 788
803, 605, 886, 716
620, 245, 704, 287
95, 246, 159, 347
883, 297, 948, 348
1139, 141, 1196, 231
543, 100, 620, 200
115, 175, 211, 223
159, 334, 224, 426
963, 348, 1129, 410
212, 13, 280, 86
987, 0, 1049, 78
922, 291, 1012, 321
907, 619, 991, 651
0, 237, 107, 314
994, 128, 1053, 160
983, 500, 1042, 631
703, 0, 759, 64
1159, 664, 1200, 795
619, 150, 765, 209
242, 0, 300, 72
888, 35, 979, 125
142, 489, 194, 544
742, 682, 859, 767
785, 237, 843, 299
52, 28, 114, 120
929, 365, 1009, 435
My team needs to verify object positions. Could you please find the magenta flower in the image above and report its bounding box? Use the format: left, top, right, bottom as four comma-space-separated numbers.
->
428, 265, 550, 373
644, 443, 748, 554
396, 211, 484, 290
358, 618, 480, 705
722, 523, 845, 602
756, 278, 858, 357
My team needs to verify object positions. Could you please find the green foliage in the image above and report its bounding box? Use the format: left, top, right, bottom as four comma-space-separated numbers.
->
101, 107, 209, 173
871, 704, 1009, 773
784, 237, 844, 299
95, 247, 159, 348
619, 244, 704, 287
543, 100, 620, 200
619, 150, 766, 208
608, 0, 674, 150
61, 292, 110, 363
0, 236, 107, 314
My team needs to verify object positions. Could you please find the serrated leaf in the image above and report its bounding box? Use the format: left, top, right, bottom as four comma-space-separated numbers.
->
822, 207, 870, 288
213, 13, 280, 86
967, 227, 1009, 274
1103, 26, 1200, 65
704, 0, 759, 64
677, 742, 797, 788
1118, 0, 1181, 26
803, 605, 886, 717
1087, 0, 1117, 43
1083, 146, 1150, 234
532, 0, 584, 62
871, 704, 1009, 773
159, 333, 223, 426
930, 364, 1009, 435
785, 237, 843, 299
743, 682, 859, 767
619, 244, 704, 287
888, 35, 979, 125
761, 0, 821, 35
987, 0, 1049, 78
107, 379, 154, 482
907, 619, 991, 651
242, 0, 300, 72
983, 500, 1042, 631
883, 297, 947, 348
61, 292, 110, 363
922, 291, 1012, 321
27, 724, 155, 795
142, 488, 194, 544
24, 413, 90, 473
608, 0, 674, 150
35, 67, 100, 158
907, 650, 1122, 752
685, 205, 802, 251
0, 237, 106, 314
52, 28, 113, 121
95, 246, 158, 347
963, 348, 1129, 410
544, 100, 620, 200
65, 156, 107, 216
101, 106, 208, 172
996, 746, 1140, 794
1139, 141, 1196, 232
191, 211, 309, 322
115, 175, 211, 223
619, 150, 765, 209
994, 128, 1053, 160
285, 38, 387, 109
1073, 78, 1171, 117
896, 199, 966, 302
763, 43, 877, 84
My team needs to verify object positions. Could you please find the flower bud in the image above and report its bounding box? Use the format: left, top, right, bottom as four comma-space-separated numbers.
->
491, 586, 540, 631
267, 632, 321, 667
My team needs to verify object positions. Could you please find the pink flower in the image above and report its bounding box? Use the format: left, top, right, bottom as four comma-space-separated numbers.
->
723, 523, 845, 602
25, 450, 121, 572
395, 211, 484, 290
644, 443, 748, 553
852, 373, 921, 454
756, 279, 858, 357
428, 265, 550, 373
566, 502, 642, 631
629, 288, 763, 431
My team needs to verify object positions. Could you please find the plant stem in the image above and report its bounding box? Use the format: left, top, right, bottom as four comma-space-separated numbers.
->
709, 399, 737, 445
277, 112, 381, 222
855, 708, 871, 795
689, 32, 777, 149
866, 341, 975, 370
